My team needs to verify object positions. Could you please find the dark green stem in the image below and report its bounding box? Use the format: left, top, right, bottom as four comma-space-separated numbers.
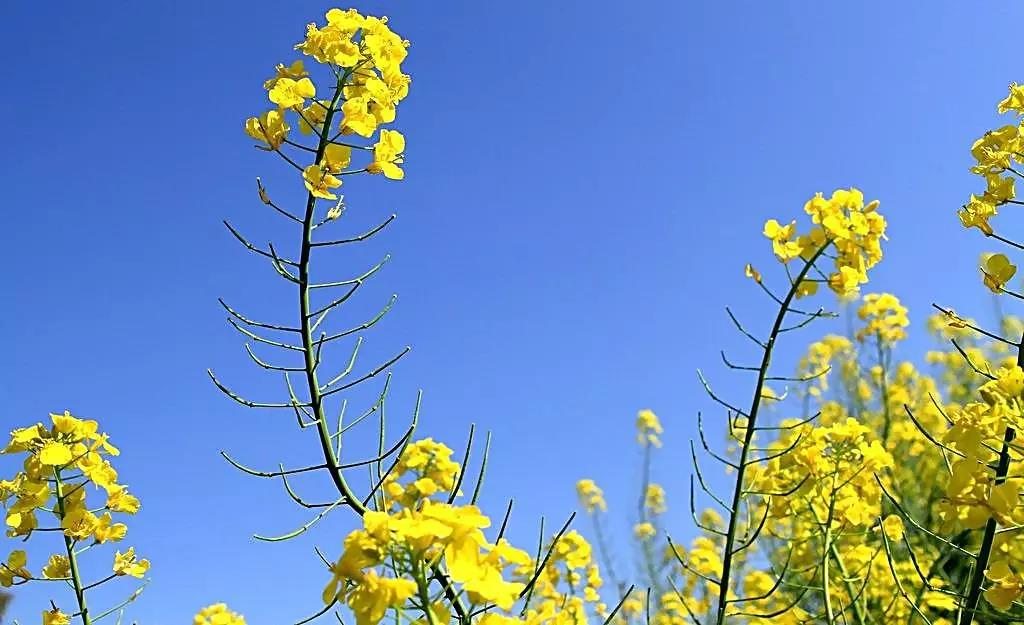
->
956, 331, 1024, 625
294, 73, 470, 624
713, 245, 828, 625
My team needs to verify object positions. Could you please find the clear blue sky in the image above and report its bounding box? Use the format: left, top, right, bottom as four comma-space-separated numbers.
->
3, 2, 1023, 623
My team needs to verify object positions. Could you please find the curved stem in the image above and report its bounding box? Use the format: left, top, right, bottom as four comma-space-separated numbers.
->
713, 245, 828, 625
293, 73, 470, 624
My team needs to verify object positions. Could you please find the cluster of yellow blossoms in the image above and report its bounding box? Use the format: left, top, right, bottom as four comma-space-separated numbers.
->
382, 438, 461, 508
940, 365, 1024, 531
245, 8, 409, 202
763, 188, 886, 296
324, 437, 606, 625
576, 479, 606, 514
193, 603, 247, 625
855, 292, 909, 344
570, 290, 1017, 624
798, 334, 857, 398
1, 412, 147, 623
522, 530, 604, 625
635, 409, 662, 448
758, 417, 893, 527
958, 83, 1024, 236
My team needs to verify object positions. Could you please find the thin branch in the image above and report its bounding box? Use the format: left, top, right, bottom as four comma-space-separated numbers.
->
208, 369, 311, 408
312, 214, 397, 247
725, 307, 767, 348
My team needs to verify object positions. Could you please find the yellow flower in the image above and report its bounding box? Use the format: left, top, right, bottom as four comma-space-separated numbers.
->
634, 522, 656, 541
4, 423, 43, 453
381, 438, 460, 509
983, 253, 1017, 293
347, 571, 417, 625
998, 82, 1024, 115
0, 550, 30, 587
985, 560, 1024, 610
827, 265, 864, 297
296, 10, 366, 67
462, 566, 524, 611
303, 164, 342, 200
93, 512, 127, 543
42, 554, 70, 579
367, 130, 406, 180
323, 529, 382, 603
194, 604, 246, 625
795, 278, 818, 299
298, 99, 331, 135
880, 515, 904, 541
61, 501, 99, 541
263, 60, 308, 91
636, 409, 663, 447
112, 547, 149, 578
268, 77, 316, 110
971, 125, 1020, 174
763, 219, 803, 262
38, 440, 73, 466
985, 173, 1016, 204
575, 479, 607, 514
340, 97, 379, 137
959, 195, 997, 235
244, 110, 290, 150
644, 483, 667, 515
50, 411, 97, 441
42, 608, 71, 625
855, 292, 909, 344
322, 143, 352, 174
106, 485, 141, 514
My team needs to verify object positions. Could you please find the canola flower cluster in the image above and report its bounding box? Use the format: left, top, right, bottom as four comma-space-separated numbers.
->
193, 603, 246, 625
573, 283, 1024, 625
958, 84, 1024, 237
855, 292, 909, 344
324, 438, 606, 625
762, 188, 886, 297
10, 6, 1024, 625
245, 7, 409, 203
1, 412, 146, 624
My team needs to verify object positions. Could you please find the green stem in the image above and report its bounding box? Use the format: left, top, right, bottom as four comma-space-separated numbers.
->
415, 560, 440, 625
590, 514, 624, 596
713, 245, 828, 625
53, 469, 91, 625
829, 543, 870, 625
294, 73, 470, 624
957, 427, 1014, 625
638, 443, 661, 593
823, 529, 836, 623
956, 331, 1024, 625
821, 475, 869, 625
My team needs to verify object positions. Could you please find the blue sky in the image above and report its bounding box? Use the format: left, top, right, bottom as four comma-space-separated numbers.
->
3, 1, 1024, 623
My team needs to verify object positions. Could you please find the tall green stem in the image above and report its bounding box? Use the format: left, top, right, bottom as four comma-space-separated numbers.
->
294, 71, 470, 624
713, 246, 827, 625
53, 469, 91, 625
638, 442, 661, 593
956, 331, 1023, 625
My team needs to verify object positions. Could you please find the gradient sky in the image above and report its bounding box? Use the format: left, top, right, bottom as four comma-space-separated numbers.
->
4, 1, 1024, 623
